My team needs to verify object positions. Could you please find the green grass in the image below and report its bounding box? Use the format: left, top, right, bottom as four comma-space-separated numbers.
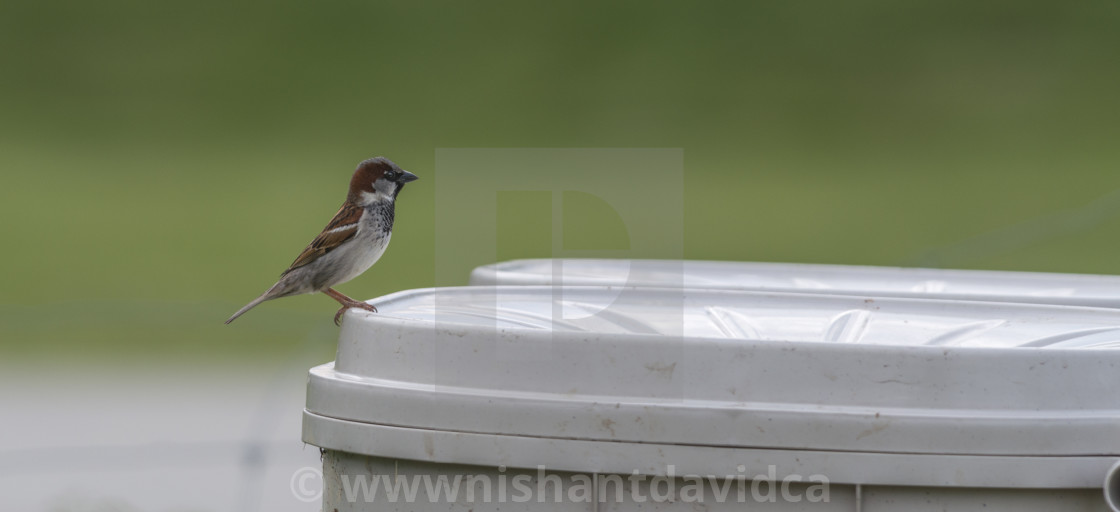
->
3, 0, 1120, 361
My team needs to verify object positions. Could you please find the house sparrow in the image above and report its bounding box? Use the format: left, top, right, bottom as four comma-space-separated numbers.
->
226, 157, 418, 325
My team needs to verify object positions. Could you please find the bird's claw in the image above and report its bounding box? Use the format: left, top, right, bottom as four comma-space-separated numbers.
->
334, 301, 379, 326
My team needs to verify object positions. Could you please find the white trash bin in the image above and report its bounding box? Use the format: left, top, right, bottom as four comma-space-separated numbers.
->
303, 286, 1120, 511
470, 259, 1120, 308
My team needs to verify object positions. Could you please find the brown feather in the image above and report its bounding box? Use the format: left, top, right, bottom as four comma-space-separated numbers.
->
281, 201, 364, 275
347, 157, 394, 202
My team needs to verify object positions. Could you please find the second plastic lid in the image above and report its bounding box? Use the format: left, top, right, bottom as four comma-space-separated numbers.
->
470, 259, 1120, 308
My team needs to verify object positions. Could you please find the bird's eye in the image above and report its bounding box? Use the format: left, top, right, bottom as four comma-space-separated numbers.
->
385, 171, 398, 181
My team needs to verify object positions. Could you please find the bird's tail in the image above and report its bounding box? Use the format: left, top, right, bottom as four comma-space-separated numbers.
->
225, 289, 277, 324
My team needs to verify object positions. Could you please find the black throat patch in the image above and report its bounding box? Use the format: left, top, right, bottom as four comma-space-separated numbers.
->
367, 201, 395, 235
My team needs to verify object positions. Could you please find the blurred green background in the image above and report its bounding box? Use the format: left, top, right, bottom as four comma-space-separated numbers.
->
3, 0, 1120, 362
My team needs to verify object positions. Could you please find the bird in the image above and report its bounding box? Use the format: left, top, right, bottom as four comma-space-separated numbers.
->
226, 157, 418, 325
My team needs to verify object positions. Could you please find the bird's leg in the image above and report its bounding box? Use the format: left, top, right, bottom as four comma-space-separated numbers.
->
323, 288, 378, 325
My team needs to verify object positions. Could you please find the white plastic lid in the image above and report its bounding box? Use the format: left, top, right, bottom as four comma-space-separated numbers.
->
470, 259, 1120, 308
305, 286, 1120, 474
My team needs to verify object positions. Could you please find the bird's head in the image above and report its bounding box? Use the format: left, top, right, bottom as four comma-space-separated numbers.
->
347, 157, 418, 205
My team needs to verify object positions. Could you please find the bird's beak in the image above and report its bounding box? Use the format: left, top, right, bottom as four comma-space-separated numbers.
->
398, 170, 419, 183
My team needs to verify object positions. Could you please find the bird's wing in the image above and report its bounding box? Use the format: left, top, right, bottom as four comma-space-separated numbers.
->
281, 201, 364, 275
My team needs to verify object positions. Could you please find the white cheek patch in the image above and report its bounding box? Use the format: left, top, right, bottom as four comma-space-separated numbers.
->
361, 179, 396, 203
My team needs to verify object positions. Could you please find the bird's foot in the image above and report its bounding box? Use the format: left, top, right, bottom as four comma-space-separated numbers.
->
334, 300, 378, 325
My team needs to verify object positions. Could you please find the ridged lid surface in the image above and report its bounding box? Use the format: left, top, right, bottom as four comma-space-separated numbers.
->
305, 286, 1120, 460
